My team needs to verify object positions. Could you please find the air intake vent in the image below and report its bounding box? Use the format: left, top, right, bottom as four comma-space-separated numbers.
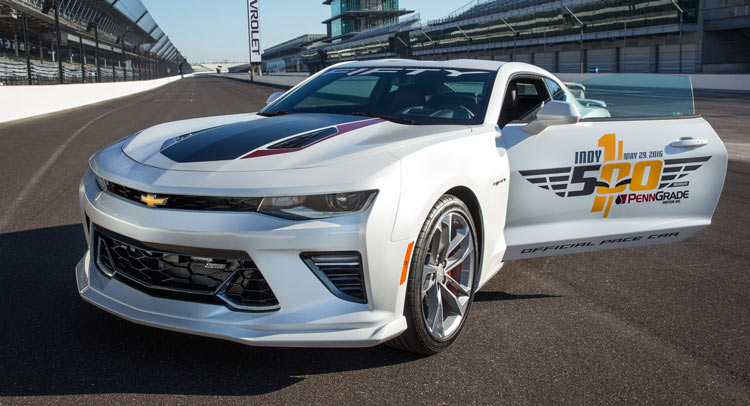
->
269, 127, 338, 149
301, 252, 366, 304
94, 226, 279, 312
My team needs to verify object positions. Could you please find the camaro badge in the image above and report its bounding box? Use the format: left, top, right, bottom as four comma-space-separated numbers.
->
140, 194, 168, 207
520, 133, 710, 218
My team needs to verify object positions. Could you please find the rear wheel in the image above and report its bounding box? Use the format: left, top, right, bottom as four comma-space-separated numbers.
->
388, 195, 478, 354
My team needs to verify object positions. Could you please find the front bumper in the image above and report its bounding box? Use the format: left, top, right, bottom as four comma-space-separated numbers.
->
77, 156, 409, 347
76, 254, 406, 347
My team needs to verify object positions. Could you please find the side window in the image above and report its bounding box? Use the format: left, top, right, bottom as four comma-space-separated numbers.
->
544, 78, 566, 101
516, 83, 538, 96
498, 76, 551, 128
296, 75, 380, 108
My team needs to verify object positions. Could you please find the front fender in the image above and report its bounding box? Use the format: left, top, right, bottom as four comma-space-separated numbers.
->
388, 127, 510, 286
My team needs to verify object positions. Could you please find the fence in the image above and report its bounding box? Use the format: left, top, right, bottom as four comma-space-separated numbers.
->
0, 55, 158, 84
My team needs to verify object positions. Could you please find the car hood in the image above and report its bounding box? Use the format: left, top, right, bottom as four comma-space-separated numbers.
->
122, 112, 469, 172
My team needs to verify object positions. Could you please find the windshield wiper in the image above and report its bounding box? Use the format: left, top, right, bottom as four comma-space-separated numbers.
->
259, 110, 294, 117
344, 112, 419, 125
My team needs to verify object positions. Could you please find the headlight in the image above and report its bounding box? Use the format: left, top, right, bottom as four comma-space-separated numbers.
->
94, 174, 108, 191
258, 191, 377, 220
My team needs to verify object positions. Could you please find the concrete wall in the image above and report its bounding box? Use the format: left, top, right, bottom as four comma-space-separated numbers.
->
0, 75, 185, 123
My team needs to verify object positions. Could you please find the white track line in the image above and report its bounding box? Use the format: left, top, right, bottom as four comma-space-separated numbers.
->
0, 98, 146, 232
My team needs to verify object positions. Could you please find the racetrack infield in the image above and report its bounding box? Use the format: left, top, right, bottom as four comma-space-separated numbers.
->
0, 75, 748, 404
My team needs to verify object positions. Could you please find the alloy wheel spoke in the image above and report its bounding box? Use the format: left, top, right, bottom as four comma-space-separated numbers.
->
440, 282, 467, 316
446, 242, 473, 273
426, 282, 441, 329
437, 214, 451, 260
422, 264, 438, 295
446, 227, 467, 256
444, 273, 470, 297
431, 285, 444, 335
428, 229, 441, 265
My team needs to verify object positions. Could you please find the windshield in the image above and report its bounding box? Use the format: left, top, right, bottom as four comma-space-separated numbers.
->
575, 74, 695, 119
261, 67, 498, 125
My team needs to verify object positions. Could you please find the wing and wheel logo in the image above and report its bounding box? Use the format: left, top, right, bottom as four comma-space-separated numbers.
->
140, 194, 168, 207
520, 134, 710, 218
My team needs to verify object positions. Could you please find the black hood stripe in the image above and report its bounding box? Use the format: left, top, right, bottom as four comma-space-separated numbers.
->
240, 118, 384, 159
160, 114, 368, 163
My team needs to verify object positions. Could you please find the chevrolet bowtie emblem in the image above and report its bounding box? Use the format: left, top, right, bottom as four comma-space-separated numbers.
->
140, 194, 168, 207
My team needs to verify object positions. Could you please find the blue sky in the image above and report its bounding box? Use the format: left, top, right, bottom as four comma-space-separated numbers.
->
141, 0, 463, 63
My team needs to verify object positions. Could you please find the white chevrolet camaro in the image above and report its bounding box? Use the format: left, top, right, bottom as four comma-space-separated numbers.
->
77, 60, 727, 354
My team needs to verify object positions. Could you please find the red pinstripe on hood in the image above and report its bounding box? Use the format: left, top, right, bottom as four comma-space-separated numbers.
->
240, 118, 385, 159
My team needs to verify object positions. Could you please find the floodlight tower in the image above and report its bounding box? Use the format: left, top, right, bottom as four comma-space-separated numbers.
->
565, 6, 585, 73
671, 0, 684, 73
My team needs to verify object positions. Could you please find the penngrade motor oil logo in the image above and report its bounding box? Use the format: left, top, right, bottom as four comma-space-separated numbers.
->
520, 133, 710, 218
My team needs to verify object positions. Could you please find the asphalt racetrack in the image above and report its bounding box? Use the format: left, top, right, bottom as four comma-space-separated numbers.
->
0, 76, 748, 404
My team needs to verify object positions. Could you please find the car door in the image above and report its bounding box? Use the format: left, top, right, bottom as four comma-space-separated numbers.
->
498, 74, 728, 260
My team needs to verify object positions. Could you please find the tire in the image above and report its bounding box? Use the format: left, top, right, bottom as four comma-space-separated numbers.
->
387, 194, 479, 354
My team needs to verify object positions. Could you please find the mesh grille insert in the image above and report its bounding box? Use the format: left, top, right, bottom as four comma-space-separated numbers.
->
94, 226, 279, 311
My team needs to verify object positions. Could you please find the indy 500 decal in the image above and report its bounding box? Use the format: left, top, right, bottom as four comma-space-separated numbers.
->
520, 134, 710, 218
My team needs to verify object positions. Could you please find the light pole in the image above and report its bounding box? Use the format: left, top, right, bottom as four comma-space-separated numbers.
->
87, 20, 101, 82
565, 6, 584, 73
42, 0, 64, 83
501, 18, 517, 61
670, 0, 684, 73
21, 13, 32, 84
623, 21, 627, 73
53, 0, 63, 83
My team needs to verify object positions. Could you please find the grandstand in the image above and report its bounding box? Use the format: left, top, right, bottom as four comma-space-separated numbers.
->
319, 14, 420, 64
261, 34, 326, 73
429, 0, 551, 25
0, 0, 188, 85
270, 0, 750, 74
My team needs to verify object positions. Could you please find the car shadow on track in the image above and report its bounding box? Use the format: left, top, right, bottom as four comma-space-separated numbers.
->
474, 291, 559, 302
0, 224, 552, 397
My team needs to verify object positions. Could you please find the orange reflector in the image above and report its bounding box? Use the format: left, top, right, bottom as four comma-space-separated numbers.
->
400, 241, 415, 285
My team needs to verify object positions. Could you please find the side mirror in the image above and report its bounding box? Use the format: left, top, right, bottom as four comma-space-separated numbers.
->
577, 98, 607, 108
565, 83, 586, 99
266, 91, 284, 104
524, 101, 580, 135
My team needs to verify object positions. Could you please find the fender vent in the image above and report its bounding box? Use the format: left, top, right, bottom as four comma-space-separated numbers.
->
269, 127, 338, 149
301, 252, 366, 304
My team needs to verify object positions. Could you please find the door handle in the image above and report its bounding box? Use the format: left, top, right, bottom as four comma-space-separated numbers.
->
670, 137, 708, 148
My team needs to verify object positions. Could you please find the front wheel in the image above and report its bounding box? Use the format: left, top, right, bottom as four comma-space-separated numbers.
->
388, 194, 478, 354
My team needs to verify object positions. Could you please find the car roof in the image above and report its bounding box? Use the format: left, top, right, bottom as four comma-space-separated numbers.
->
339, 58, 507, 71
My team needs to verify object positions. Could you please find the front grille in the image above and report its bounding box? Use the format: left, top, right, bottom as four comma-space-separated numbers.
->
94, 226, 279, 311
102, 180, 262, 211
301, 252, 367, 304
